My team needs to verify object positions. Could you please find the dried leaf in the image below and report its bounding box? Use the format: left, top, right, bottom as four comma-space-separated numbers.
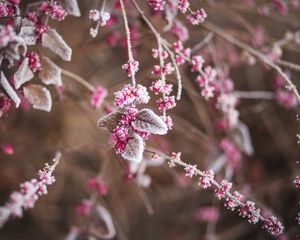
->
14, 57, 34, 89
122, 133, 144, 163
132, 109, 168, 135
18, 26, 36, 45
42, 29, 72, 61
23, 84, 52, 112
97, 112, 122, 132
0, 71, 21, 108
38, 57, 62, 86
61, 0, 81, 17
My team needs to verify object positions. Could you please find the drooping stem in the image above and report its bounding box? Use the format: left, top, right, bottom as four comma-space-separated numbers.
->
119, 0, 136, 87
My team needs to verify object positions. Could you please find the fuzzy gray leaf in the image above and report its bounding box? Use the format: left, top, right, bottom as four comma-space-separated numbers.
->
0, 72, 21, 108
38, 57, 62, 86
23, 84, 52, 112
122, 133, 144, 163
14, 57, 34, 89
97, 112, 122, 132
61, 0, 81, 16
132, 109, 168, 135
42, 29, 72, 61
18, 26, 36, 45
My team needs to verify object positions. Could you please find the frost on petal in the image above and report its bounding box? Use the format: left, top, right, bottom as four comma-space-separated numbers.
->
38, 57, 62, 86
132, 109, 168, 135
14, 57, 34, 89
61, 0, 81, 17
42, 29, 72, 61
122, 133, 144, 162
23, 84, 52, 112
0, 71, 21, 108
89, 205, 116, 239
97, 111, 122, 132
18, 26, 36, 46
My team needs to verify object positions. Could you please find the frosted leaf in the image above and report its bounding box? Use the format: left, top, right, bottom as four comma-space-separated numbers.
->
18, 25, 36, 45
122, 133, 144, 163
89, 205, 116, 239
42, 29, 72, 61
14, 57, 34, 89
23, 84, 52, 112
0, 207, 10, 228
0, 72, 21, 108
97, 112, 122, 132
132, 108, 168, 135
61, 0, 81, 17
38, 57, 62, 86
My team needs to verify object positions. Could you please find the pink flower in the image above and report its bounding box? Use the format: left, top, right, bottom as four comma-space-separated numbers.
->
76, 200, 92, 216
2, 144, 14, 155
90, 86, 107, 108
114, 84, 150, 108
148, 0, 166, 11
171, 20, 189, 42
239, 201, 260, 224
262, 216, 284, 236
294, 176, 300, 188
275, 90, 297, 109
184, 164, 197, 178
26, 52, 41, 72
150, 79, 173, 95
0, 25, 15, 49
122, 60, 139, 77
187, 9, 207, 25
191, 55, 204, 72
39, 1, 67, 21
177, 0, 190, 13
215, 180, 232, 199
194, 207, 219, 222
198, 170, 214, 189
87, 177, 109, 196
156, 96, 176, 111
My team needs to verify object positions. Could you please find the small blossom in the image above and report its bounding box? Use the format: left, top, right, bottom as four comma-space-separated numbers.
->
294, 176, 300, 188
239, 201, 260, 224
184, 164, 197, 178
162, 115, 173, 130
76, 199, 92, 216
26, 52, 41, 72
152, 48, 168, 59
148, 0, 166, 11
150, 79, 173, 95
114, 84, 150, 108
2, 144, 14, 155
90, 86, 108, 108
122, 60, 139, 77
194, 207, 219, 222
215, 180, 232, 199
275, 90, 297, 109
151, 63, 174, 75
191, 55, 204, 72
187, 9, 207, 25
171, 20, 189, 42
39, 1, 67, 21
198, 170, 214, 189
0, 25, 15, 49
262, 216, 284, 236
87, 177, 109, 196
177, 0, 190, 13
156, 96, 176, 111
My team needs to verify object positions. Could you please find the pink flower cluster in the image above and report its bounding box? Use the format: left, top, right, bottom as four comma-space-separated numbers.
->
177, 0, 190, 13
114, 84, 150, 108
39, 1, 67, 21
150, 79, 173, 95
122, 60, 139, 77
148, 0, 166, 11
26, 52, 41, 73
156, 96, 176, 112
219, 138, 241, 169
0, 2, 14, 17
187, 9, 207, 25
0, 154, 60, 227
194, 207, 219, 222
0, 25, 15, 49
173, 41, 191, 65
87, 177, 109, 196
89, 9, 111, 37
294, 176, 300, 188
273, 74, 297, 109
195, 64, 217, 100
90, 86, 108, 108
177, 161, 284, 236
